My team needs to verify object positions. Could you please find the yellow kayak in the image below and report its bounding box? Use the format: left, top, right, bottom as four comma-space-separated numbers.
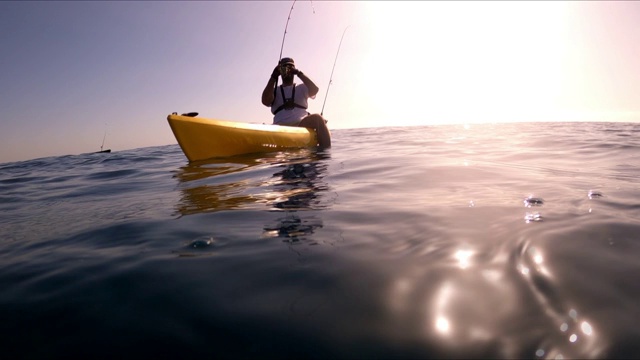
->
167, 113, 317, 161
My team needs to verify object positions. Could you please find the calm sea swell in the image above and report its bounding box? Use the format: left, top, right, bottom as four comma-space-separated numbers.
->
1, 122, 640, 358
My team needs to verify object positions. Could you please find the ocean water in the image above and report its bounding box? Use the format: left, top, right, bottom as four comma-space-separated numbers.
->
1, 122, 640, 359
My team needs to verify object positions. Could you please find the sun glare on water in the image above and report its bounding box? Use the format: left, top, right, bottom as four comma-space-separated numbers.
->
358, 1, 571, 126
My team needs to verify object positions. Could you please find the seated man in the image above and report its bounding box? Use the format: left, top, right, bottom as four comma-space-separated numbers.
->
261, 57, 331, 148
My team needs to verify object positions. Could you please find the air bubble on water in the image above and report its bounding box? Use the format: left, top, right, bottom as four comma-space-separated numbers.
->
524, 196, 545, 207
588, 190, 603, 199
189, 237, 213, 248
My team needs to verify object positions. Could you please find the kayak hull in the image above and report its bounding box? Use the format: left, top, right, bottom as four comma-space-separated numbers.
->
167, 114, 317, 161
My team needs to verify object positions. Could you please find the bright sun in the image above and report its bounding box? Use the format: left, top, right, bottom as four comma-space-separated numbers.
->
357, 1, 571, 125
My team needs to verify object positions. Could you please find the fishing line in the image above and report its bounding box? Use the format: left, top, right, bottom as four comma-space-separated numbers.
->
321, 26, 349, 117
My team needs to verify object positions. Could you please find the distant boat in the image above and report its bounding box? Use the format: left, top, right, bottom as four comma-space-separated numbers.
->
96, 126, 111, 153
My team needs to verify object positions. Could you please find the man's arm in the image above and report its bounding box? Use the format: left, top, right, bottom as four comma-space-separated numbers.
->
296, 71, 319, 98
261, 77, 277, 107
262, 66, 281, 106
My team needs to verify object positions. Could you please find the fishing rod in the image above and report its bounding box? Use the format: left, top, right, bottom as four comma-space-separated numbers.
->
278, 0, 297, 63
321, 26, 349, 117
274, 0, 316, 94
273, 0, 297, 94
277, 0, 315, 61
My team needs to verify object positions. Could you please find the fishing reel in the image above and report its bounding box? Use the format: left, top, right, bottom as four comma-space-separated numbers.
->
279, 64, 297, 77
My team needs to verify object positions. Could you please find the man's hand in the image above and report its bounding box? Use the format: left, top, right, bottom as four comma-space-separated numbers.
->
280, 64, 301, 77
271, 65, 280, 80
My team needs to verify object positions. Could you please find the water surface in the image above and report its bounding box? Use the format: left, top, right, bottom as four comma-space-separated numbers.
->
2, 122, 640, 359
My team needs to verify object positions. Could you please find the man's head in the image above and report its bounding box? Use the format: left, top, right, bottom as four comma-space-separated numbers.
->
279, 57, 295, 67
279, 57, 296, 82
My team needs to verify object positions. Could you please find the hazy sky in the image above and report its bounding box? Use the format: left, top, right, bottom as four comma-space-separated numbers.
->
1, 1, 639, 163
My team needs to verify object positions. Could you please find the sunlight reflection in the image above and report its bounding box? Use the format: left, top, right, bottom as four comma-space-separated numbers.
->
435, 316, 451, 334
569, 334, 578, 343
454, 249, 473, 269
432, 281, 454, 338
517, 241, 601, 358
533, 253, 544, 264
555, 309, 598, 355
526, 246, 552, 277
524, 212, 543, 223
